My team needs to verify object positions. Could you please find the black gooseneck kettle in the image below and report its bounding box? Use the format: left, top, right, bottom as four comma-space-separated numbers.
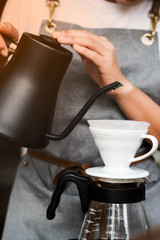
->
0, 32, 122, 148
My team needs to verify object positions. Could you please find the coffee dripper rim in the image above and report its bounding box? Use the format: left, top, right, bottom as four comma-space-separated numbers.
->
87, 119, 150, 131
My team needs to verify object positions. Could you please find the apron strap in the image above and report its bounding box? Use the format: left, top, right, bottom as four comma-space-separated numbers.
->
28, 149, 150, 168
150, 0, 160, 18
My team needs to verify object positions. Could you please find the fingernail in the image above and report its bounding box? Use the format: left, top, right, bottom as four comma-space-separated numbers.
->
1, 49, 8, 57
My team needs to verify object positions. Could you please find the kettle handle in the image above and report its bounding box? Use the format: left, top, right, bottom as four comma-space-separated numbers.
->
46, 81, 123, 141
46, 167, 91, 220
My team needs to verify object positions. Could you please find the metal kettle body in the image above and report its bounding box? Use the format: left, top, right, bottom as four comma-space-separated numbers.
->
0, 33, 122, 148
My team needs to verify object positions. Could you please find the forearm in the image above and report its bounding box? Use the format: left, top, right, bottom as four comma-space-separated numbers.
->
112, 77, 160, 147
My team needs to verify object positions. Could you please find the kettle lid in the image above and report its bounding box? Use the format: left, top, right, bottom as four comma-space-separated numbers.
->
40, 34, 61, 48
39, 34, 72, 56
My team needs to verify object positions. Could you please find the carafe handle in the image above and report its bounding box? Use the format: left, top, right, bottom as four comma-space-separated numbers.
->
130, 134, 158, 163
46, 167, 91, 220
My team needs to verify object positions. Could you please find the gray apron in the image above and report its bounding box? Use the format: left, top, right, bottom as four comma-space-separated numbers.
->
2, 20, 160, 240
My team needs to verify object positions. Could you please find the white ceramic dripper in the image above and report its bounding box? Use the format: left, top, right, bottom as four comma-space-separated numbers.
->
86, 120, 158, 179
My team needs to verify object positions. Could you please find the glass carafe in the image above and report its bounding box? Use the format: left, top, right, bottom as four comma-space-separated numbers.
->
46, 167, 150, 240
79, 201, 149, 240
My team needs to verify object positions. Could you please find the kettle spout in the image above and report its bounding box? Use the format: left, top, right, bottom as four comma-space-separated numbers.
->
46, 81, 123, 141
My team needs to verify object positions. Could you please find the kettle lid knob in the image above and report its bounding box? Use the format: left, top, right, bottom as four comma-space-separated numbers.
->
40, 34, 61, 48
39, 34, 72, 56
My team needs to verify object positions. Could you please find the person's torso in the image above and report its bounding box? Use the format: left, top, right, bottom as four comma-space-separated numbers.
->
38, 20, 160, 165
2, 0, 160, 165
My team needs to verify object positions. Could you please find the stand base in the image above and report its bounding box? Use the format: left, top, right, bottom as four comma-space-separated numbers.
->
86, 166, 149, 179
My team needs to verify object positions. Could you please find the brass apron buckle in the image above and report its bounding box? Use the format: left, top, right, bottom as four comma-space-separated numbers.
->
141, 0, 160, 46
45, 0, 60, 33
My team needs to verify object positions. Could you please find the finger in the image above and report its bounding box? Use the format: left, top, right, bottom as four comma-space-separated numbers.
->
53, 30, 95, 38
73, 44, 103, 67
52, 30, 109, 46
0, 34, 8, 57
0, 34, 7, 50
0, 22, 19, 42
56, 35, 110, 56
